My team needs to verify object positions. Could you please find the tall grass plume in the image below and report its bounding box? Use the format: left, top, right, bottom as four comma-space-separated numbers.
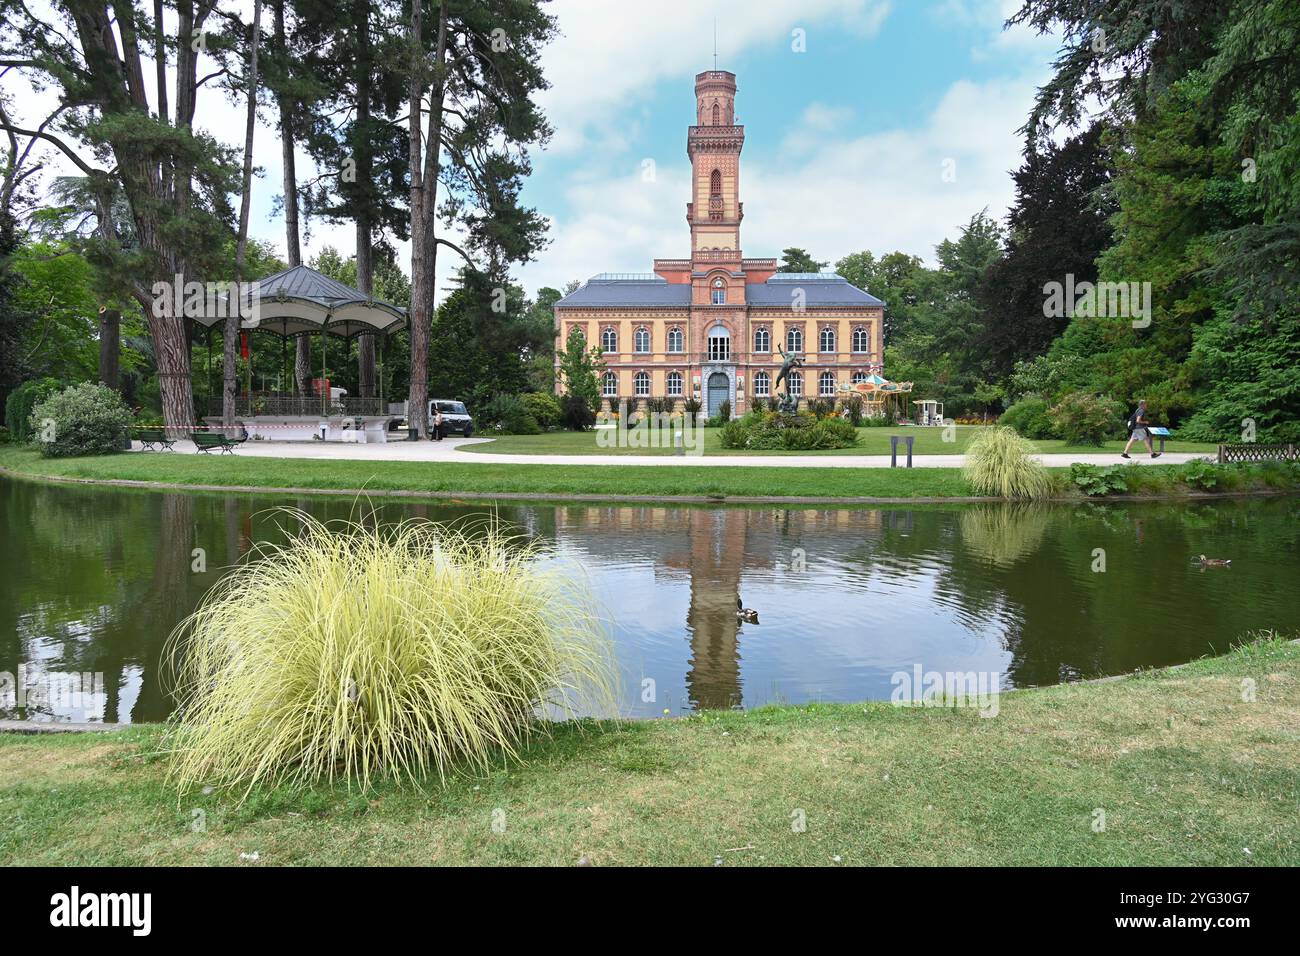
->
165, 511, 616, 795
963, 426, 1052, 499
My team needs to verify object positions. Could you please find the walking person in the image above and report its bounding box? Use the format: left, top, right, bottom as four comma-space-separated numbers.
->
1121, 400, 1161, 459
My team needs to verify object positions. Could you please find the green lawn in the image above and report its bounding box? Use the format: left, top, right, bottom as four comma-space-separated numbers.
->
0, 446, 974, 500
463, 425, 1218, 457
2, 637, 1295, 866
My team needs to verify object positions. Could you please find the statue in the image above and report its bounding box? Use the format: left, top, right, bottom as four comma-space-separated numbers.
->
773, 345, 803, 412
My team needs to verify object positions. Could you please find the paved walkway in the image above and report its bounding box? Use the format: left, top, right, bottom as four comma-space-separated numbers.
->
137, 437, 1204, 469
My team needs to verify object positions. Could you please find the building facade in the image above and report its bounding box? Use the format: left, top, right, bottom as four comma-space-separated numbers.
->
554, 69, 885, 418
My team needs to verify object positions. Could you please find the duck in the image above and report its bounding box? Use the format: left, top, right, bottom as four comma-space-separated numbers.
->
1197, 554, 1232, 567
736, 597, 759, 625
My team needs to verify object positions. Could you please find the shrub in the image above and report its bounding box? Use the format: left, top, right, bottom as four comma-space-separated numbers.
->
1179, 460, 1229, 491
963, 426, 1051, 499
29, 382, 133, 458
480, 394, 540, 435
841, 394, 865, 426
718, 412, 859, 451
520, 391, 562, 430
561, 392, 596, 431
1068, 463, 1129, 497
1049, 392, 1122, 446
806, 397, 836, 420
719, 419, 749, 448
4, 377, 60, 442
998, 397, 1057, 440
166, 513, 616, 794
683, 397, 702, 418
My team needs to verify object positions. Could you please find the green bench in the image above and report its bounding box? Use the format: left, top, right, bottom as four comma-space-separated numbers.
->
191, 428, 249, 454
136, 428, 176, 451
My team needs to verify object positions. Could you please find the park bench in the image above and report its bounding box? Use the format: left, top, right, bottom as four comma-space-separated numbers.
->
136, 428, 176, 451
1217, 442, 1299, 464
191, 428, 249, 454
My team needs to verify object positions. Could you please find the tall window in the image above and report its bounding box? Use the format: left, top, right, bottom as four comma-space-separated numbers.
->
634, 327, 650, 353
753, 327, 770, 353
709, 169, 723, 219
819, 327, 835, 353
602, 372, 618, 397
786, 327, 803, 353
600, 327, 617, 353
708, 325, 730, 361
634, 371, 650, 397
667, 327, 683, 353
852, 326, 870, 353
754, 371, 770, 397
711, 103, 720, 125
788, 371, 803, 397
667, 371, 683, 397
819, 371, 836, 396
711, 278, 726, 305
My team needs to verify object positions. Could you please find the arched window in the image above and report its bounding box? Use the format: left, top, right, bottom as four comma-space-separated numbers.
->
708, 324, 730, 361
819, 327, 835, 353
634, 371, 650, 397
786, 327, 803, 353
709, 169, 723, 220
754, 371, 770, 397
788, 371, 803, 397
600, 327, 617, 353
819, 371, 836, 396
711, 278, 726, 306
852, 371, 868, 385
852, 326, 870, 353
711, 103, 720, 125
602, 372, 618, 397
753, 327, 770, 353
634, 326, 650, 353
667, 371, 683, 397
667, 327, 683, 353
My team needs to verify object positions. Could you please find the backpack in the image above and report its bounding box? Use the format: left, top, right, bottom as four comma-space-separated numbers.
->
1126, 408, 1140, 429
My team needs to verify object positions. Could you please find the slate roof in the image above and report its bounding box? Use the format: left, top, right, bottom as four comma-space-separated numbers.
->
555, 271, 883, 309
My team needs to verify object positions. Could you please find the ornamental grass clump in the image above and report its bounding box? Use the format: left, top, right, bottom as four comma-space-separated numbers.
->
165, 512, 616, 795
963, 426, 1052, 499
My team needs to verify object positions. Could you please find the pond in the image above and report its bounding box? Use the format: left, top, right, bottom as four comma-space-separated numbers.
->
2, 475, 1298, 723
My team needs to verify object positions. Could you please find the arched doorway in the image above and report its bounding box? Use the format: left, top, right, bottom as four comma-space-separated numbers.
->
707, 372, 730, 419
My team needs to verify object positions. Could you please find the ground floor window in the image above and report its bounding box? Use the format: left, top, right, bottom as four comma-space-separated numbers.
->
852, 370, 868, 384
820, 371, 836, 396
602, 372, 618, 397
634, 371, 650, 396
667, 371, 683, 396
754, 371, 770, 397
788, 370, 803, 396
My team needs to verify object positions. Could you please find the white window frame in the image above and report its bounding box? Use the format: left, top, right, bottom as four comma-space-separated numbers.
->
634, 371, 651, 397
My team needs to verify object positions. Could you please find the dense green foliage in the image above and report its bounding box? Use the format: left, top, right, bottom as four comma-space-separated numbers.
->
3, 378, 60, 442
29, 382, 133, 458
1049, 392, 1123, 446
719, 411, 860, 451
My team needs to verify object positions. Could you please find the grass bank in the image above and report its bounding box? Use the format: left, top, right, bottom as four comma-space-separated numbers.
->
464, 425, 1218, 457
0, 446, 974, 500
2, 637, 1296, 866
2, 446, 1294, 503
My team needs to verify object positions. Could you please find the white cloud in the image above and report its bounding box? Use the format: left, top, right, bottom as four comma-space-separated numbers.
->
539, 0, 892, 155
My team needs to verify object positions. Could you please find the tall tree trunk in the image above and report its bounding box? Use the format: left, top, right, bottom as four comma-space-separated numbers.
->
227, 0, 262, 429
407, 0, 448, 439
355, 0, 376, 399
274, 0, 311, 395
98, 307, 120, 390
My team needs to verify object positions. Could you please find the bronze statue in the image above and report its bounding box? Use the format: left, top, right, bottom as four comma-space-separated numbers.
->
773, 345, 803, 411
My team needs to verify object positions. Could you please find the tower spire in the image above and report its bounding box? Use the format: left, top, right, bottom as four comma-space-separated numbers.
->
713, 19, 717, 69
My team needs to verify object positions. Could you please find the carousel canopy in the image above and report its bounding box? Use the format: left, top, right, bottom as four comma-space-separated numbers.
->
191, 265, 407, 339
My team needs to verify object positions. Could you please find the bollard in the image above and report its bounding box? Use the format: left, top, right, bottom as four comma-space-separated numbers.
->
890, 435, 914, 468
674, 430, 684, 456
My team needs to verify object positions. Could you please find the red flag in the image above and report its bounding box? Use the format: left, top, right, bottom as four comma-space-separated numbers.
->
240, 332, 249, 360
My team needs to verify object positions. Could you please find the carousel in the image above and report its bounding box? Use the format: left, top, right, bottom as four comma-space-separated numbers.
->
838, 373, 914, 419
192, 265, 407, 442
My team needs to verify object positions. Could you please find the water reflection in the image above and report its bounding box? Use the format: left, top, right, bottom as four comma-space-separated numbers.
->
2, 476, 1298, 722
